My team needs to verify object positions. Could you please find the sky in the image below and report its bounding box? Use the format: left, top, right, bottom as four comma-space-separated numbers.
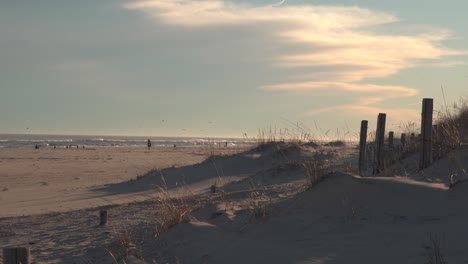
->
1, 0, 467, 139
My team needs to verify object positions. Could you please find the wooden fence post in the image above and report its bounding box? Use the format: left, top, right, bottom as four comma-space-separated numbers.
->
358, 120, 368, 176
3, 247, 30, 264
410, 133, 416, 152
420, 98, 434, 169
374, 113, 386, 174
401, 133, 407, 152
99, 210, 108, 226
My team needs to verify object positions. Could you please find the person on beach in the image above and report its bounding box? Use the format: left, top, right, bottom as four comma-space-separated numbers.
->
147, 139, 152, 149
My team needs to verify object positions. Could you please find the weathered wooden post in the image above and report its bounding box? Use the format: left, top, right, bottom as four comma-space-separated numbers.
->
401, 133, 407, 152
210, 184, 216, 194
358, 120, 368, 176
99, 210, 108, 226
420, 98, 434, 169
410, 133, 416, 152
373, 113, 386, 174
3, 247, 30, 264
388, 131, 394, 149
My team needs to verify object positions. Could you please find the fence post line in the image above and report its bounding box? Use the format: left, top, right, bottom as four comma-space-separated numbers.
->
3, 247, 31, 264
358, 120, 368, 176
374, 113, 386, 175
420, 98, 434, 169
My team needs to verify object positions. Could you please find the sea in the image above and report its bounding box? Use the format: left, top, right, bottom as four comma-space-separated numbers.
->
0, 134, 257, 149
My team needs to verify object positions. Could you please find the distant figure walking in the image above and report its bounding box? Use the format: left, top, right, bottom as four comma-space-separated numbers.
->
147, 139, 152, 150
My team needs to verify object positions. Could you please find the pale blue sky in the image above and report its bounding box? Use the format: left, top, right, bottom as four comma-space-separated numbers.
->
1, 0, 467, 138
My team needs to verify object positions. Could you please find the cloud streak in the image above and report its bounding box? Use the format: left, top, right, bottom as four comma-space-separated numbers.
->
261, 82, 419, 97
124, 0, 466, 121
305, 104, 421, 126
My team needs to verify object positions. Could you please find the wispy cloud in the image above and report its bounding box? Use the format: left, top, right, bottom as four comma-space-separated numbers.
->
260, 82, 418, 98
124, 0, 466, 121
261, 81, 421, 121
305, 104, 421, 126
123, 0, 398, 27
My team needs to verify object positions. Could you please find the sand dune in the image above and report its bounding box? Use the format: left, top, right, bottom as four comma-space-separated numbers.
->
144, 172, 468, 264
1, 143, 467, 263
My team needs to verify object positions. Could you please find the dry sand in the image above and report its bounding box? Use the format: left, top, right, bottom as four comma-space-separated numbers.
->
1, 142, 468, 263
0, 147, 213, 217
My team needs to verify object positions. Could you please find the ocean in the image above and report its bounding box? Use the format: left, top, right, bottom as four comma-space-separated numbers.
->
0, 134, 257, 149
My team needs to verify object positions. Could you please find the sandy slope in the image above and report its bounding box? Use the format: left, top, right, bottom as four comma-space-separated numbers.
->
149, 173, 466, 264
2, 143, 467, 263
127, 146, 468, 264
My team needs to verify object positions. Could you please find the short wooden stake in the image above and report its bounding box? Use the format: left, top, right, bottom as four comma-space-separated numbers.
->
210, 184, 216, 194
99, 210, 108, 226
3, 247, 30, 264
373, 113, 386, 174
420, 98, 434, 169
358, 120, 368, 176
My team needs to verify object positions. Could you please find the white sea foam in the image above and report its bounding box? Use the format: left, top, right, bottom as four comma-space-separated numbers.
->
0, 134, 256, 149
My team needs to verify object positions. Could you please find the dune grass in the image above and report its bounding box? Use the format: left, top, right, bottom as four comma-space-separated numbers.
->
423, 233, 447, 264
434, 98, 468, 152
155, 187, 194, 234
302, 159, 328, 188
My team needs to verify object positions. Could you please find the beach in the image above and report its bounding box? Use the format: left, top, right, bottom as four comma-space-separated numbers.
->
3, 0, 467, 262
0, 147, 215, 217
1, 141, 468, 263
